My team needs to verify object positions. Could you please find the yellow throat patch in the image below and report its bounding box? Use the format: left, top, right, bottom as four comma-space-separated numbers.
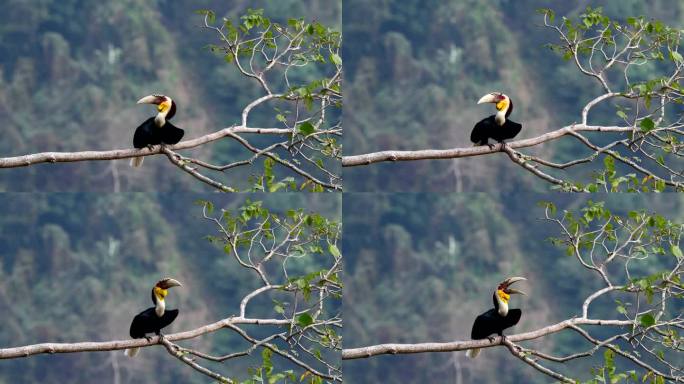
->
497, 289, 510, 304
496, 98, 509, 112
154, 286, 168, 300
158, 100, 171, 113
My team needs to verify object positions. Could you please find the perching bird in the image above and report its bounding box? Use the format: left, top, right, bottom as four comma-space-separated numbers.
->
130, 94, 185, 167
465, 276, 526, 358
124, 277, 182, 357
470, 92, 522, 147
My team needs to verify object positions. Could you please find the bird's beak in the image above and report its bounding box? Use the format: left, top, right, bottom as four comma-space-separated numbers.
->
159, 278, 183, 289
137, 95, 162, 105
503, 276, 527, 284
477, 93, 497, 104
500, 276, 527, 294
507, 288, 526, 296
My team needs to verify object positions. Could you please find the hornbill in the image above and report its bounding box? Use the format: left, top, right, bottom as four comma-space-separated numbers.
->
465, 276, 526, 358
124, 278, 182, 357
470, 92, 522, 147
130, 94, 185, 167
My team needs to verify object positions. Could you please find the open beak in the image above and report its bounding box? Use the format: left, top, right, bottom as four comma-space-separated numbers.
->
507, 288, 526, 295
477, 93, 502, 105
137, 95, 164, 105
158, 278, 183, 289
499, 276, 527, 295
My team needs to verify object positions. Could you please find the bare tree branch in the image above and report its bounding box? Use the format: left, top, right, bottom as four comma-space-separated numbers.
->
0, 126, 289, 168
341, 318, 632, 360
160, 338, 233, 384
341, 124, 632, 166
0, 315, 289, 359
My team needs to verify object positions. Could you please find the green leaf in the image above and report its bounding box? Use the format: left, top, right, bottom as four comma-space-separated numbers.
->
639, 313, 656, 327
639, 118, 655, 132
297, 313, 314, 327
604, 349, 615, 371
604, 155, 615, 173
329, 243, 341, 258
196, 9, 216, 24
672, 245, 683, 259
330, 52, 342, 66
616, 110, 628, 120
298, 121, 315, 136
261, 348, 273, 374
294, 278, 307, 290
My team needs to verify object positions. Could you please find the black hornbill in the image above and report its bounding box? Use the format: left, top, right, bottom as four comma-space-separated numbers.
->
130, 94, 185, 167
466, 276, 526, 358
124, 278, 182, 357
470, 92, 522, 147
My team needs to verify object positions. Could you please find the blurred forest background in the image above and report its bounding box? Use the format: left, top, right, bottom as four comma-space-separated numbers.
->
344, 0, 682, 193
0, 0, 340, 191
343, 192, 684, 383
0, 193, 340, 383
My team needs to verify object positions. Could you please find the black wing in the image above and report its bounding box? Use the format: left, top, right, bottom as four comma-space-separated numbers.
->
160, 122, 184, 145
496, 120, 522, 142
470, 309, 499, 339
133, 118, 161, 148
470, 308, 522, 339
500, 308, 522, 330
129, 308, 180, 338
156, 309, 179, 332
470, 116, 496, 145
129, 307, 157, 338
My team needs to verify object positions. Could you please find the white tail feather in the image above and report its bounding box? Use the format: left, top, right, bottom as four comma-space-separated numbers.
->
130, 157, 144, 168
124, 347, 140, 357
466, 348, 481, 359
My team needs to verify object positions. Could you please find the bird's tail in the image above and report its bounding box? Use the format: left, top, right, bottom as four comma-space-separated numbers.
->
130, 156, 144, 168
465, 348, 481, 359
124, 347, 140, 357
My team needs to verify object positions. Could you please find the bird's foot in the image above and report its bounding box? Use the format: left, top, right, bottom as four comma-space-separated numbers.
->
487, 336, 496, 343
500, 334, 507, 344
487, 143, 496, 150
146, 144, 155, 151
498, 141, 508, 152
144, 336, 153, 343
157, 332, 165, 342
